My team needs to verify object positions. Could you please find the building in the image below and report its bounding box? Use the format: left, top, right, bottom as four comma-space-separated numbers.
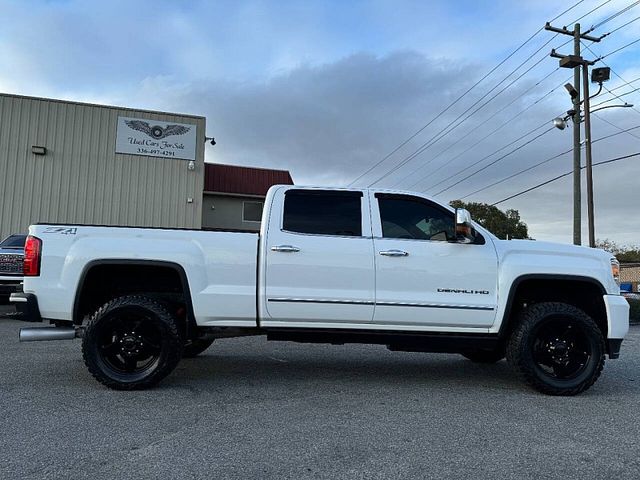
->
0, 93, 206, 239
620, 263, 640, 292
202, 163, 294, 232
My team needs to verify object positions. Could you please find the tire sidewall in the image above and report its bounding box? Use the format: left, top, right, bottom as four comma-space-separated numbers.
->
523, 313, 603, 390
507, 302, 605, 395
82, 296, 182, 389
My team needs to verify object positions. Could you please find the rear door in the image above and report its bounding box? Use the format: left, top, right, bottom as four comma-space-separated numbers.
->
261, 188, 375, 326
371, 192, 498, 330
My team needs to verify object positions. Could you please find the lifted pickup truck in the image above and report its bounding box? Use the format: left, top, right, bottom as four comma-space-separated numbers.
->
13, 186, 629, 395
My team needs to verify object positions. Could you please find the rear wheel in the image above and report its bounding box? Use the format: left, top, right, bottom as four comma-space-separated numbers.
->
183, 338, 215, 358
82, 295, 183, 390
506, 302, 605, 396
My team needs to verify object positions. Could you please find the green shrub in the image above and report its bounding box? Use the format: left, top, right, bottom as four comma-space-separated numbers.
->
629, 298, 640, 323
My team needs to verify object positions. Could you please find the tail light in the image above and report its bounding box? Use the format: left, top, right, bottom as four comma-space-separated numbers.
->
24, 235, 42, 276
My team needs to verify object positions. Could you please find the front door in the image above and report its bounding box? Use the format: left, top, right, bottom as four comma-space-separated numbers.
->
262, 189, 375, 327
371, 193, 498, 330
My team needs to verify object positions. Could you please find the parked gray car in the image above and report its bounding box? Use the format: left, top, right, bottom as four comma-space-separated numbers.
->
0, 234, 26, 304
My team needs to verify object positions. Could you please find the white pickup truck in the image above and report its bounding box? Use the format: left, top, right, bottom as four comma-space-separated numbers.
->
13, 185, 629, 395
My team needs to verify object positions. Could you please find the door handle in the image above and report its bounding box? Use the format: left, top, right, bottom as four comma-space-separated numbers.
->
379, 249, 409, 257
271, 245, 301, 253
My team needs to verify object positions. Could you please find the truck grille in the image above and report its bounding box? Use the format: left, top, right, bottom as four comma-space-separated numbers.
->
0, 254, 23, 275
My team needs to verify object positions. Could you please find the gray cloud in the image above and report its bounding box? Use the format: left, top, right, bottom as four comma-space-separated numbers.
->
2, 0, 639, 246
142, 52, 638, 245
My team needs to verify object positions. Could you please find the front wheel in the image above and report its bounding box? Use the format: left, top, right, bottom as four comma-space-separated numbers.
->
82, 295, 183, 390
506, 302, 605, 396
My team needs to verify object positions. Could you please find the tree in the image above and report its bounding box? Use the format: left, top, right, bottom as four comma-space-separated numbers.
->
595, 239, 640, 263
450, 200, 529, 240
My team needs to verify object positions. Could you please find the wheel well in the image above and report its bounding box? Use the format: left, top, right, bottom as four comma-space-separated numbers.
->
501, 277, 607, 340
73, 262, 196, 337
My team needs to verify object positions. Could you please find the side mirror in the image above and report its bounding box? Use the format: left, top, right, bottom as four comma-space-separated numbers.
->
455, 208, 475, 244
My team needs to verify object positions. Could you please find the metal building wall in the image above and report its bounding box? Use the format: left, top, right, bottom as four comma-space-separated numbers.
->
0, 94, 205, 240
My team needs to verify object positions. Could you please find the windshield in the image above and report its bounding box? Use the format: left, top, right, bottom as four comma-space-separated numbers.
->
0, 234, 27, 249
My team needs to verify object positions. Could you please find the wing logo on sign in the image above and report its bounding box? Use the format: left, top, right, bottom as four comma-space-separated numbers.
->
125, 120, 191, 140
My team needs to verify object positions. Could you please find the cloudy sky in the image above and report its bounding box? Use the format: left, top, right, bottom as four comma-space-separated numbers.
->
2, 0, 639, 245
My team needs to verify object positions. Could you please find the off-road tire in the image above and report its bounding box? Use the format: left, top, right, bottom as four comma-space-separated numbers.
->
461, 349, 505, 363
183, 338, 215, 358
82, 295, 183, 390
506, 302, 605, 396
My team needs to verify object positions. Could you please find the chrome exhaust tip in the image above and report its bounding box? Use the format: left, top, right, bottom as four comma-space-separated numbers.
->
19, 327, 78, 342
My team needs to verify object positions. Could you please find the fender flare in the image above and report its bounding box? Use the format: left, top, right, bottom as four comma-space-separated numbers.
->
72, 259, 197, 337
497, 273, 606, 339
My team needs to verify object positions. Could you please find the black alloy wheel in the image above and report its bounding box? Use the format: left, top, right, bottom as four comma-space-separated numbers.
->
531, 318, 592, 380
506, 302, 605, 396
82, 296, 182, 390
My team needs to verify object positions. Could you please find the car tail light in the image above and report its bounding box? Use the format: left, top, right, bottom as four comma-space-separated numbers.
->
24, 235, 42, 276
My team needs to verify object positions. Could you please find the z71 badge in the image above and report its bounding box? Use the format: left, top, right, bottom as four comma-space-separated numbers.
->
42, 227, 77, 235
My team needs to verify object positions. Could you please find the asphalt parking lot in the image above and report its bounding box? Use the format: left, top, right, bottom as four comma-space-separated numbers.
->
1, 305, 639, 480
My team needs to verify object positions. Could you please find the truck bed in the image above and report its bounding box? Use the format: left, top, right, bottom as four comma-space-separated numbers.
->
25, 224, 260, 325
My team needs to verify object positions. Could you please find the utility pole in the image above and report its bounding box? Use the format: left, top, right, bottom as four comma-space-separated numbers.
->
582, 59, 596, 248
544, 22, 601, 247
572, 25, 582, 246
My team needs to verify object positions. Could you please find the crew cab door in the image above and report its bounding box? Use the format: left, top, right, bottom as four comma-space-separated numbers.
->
261, 188, 375, 326
371, 192, 498, 329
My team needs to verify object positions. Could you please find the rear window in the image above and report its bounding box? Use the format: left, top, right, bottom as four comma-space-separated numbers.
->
283, 190, 362, 236
0, 235, 27, 248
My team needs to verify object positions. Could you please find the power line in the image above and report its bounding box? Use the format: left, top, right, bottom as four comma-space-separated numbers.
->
552, 0, 588, 23
390, 67, 566, 189
586, 0, 640, 33
433, 126, 556, 196
581, 42, 640, 116
491, 151, 640, 205
418, 120, 553, 192
599, 15, 640, 39
347, 0, 605, 187
572, 0, 613, 24
366, 36, 560, 187
592, 84, 640, 108
459, 124, 640, 199
369, 3, 613, 189
601, 84, 640, 116
347, 0, 586, 187
600, 37, 640, 59
594, 112, 640, 139
411, 74, 573, 192
460, 149, 572, 199
346, 26, 549, 187
431, 23, 640, 199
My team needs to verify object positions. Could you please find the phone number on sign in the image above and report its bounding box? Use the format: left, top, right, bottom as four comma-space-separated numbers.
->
137, 148, 176, 157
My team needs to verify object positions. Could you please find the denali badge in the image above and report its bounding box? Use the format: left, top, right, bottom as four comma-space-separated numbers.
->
437, 288, 490, 295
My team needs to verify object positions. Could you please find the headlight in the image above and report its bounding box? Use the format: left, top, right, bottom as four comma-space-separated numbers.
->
611, 258, 620, 286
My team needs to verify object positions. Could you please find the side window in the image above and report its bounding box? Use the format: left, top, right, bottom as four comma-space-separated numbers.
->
283, 190, 362, 236
377, 195, 454, 241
